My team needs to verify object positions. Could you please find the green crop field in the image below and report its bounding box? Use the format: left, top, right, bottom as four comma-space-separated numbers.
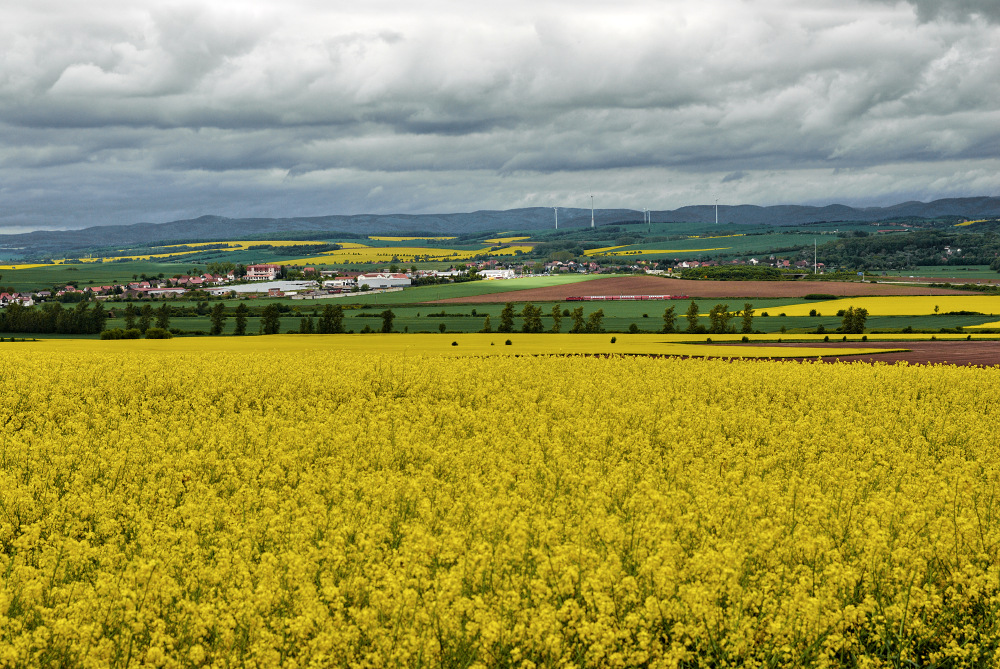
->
878, 265, 997, 280
0, 261, 207, 292
336, 274, 603, 305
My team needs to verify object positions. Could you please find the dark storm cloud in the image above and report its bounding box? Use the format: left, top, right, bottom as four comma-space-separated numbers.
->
1, 0, 999, 229
891, 0, 1000, 21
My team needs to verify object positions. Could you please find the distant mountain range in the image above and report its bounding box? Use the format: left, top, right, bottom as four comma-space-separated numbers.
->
3, 197, 999, 254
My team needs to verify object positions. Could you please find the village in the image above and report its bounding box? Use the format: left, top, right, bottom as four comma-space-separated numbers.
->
0, 254, 832, 310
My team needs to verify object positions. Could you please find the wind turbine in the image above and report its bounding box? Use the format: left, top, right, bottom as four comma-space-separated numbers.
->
553, 207, 558, 230
591, 195, 595, 229
715, 198, 719, 225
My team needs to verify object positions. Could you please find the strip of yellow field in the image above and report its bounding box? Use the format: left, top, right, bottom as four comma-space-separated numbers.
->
162, 240, 333, 249
0, 263, 53, 270
585, 245, 628, 254
284, 244, 535, 265
773, 295, 1000, 317
587, 247, 731, 256
29, 333, 900, 359
485, 236, 531, 243
368, 236, 457, 241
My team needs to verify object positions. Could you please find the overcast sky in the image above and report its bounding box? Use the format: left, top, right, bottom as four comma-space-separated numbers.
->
2, 0, 999, 231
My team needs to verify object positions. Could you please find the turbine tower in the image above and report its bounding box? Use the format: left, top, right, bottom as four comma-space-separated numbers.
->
715, 198, 719, 225
553, 207, 558, 230
591, 195, 595, 229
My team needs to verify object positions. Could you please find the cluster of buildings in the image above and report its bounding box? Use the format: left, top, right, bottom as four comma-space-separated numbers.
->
0, 292, 34, 307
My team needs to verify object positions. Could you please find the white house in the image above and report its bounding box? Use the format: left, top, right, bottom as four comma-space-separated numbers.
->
356, 273, 411, 289
479, 269, 515, 280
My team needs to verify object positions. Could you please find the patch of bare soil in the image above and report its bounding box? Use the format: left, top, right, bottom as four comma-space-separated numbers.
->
743, 340, 1000, 367
428, 276, 969, 304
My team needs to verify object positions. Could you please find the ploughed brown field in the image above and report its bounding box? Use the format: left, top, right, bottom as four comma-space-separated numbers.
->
428, 276, 968, 303
744, 340, 1000, 367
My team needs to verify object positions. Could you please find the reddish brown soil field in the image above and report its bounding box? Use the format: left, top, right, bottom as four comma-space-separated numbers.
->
737, 340, 1000, 367
428, 276, 968, 304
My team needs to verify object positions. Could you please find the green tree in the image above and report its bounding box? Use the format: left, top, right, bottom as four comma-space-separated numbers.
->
234, 303, 249, 335
585, 309, 604, 333
685, 300, 700, 333
708, 303, 733, 334
741, 302, 754, 334
319, 304, 344, 334
380, 309, 395, 333
569, 307, 585, 333
123, 303, 138, 330
90, 302, 108, 334
551, 304, 562, 333
521, 303, 543, 333
138, 304, 152, 333
210, 303, 226, 335
662, 306, 676, 333
481, 314, 492, 333
155, 303, 171, 330
261, 304, 281, 334
841, 306, 869, 334
498, 302, 515, 333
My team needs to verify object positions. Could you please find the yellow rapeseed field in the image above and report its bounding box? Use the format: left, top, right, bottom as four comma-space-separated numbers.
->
21, 334, 894, 359
484, 236, 531, 244
775, 295, 1000, 318
368, 236, 457, 242
3, 341, 1000, 667
585, 247, 731, 256
285, 244, 534, 265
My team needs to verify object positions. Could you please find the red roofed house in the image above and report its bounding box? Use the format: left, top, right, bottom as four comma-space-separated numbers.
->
246, 264, 281, 281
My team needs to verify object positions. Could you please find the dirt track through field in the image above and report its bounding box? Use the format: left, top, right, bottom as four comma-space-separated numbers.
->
426, 276, 969, 303
736, 340, 1000, 366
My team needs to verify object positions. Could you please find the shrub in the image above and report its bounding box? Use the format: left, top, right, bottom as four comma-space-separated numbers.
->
144, 328, 172, 339
504, 339, 512, 345
805, 293, 836, 300
610, 336, 617, 343
451, 341, 458, 346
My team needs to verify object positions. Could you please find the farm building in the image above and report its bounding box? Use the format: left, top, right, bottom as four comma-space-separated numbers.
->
480, 269, 516, 280
356, 273, 411, 289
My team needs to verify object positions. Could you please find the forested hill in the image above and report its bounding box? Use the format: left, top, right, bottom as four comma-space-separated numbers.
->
3, 197, 999, 254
